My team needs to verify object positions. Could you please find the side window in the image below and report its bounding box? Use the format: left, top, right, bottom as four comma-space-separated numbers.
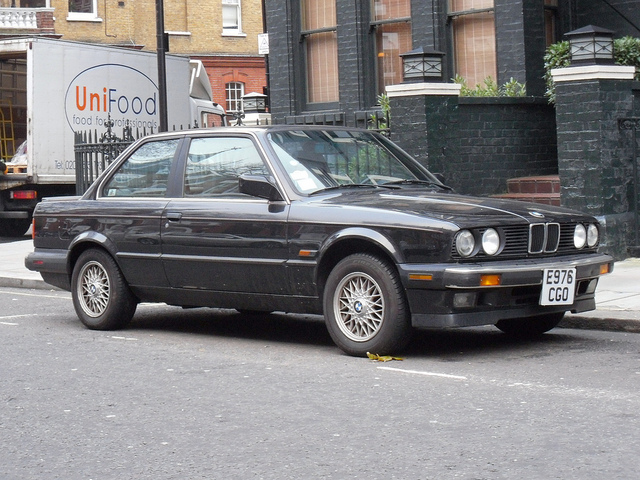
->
184, 137, 269, 197
102, 139, 180, 197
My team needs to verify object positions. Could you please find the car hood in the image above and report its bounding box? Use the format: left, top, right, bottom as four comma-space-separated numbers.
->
311, 187, 590, 226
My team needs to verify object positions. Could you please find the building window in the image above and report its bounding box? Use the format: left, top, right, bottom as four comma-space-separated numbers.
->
222, 0, 242, 35
370, 0, 412, 95
68, 0, 99, 20
449, 0, 496, 88
301, 0, 339, 105
226, 82, 245, 112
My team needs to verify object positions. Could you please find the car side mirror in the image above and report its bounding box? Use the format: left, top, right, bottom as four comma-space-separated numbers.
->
239, 174, 284, 202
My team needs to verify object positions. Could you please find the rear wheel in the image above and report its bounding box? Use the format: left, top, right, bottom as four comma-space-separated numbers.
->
323, 253, 412, 356
495, 312, 565, 338
71, 249, 137, 330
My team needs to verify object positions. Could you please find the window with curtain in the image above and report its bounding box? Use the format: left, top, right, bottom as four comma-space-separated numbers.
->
301, 0, 339, 104
226, 82, 245, 112
222, 0, 242, 34
68, 0, 97, 18
370, 0, 412, 95
449, 0, 496, 89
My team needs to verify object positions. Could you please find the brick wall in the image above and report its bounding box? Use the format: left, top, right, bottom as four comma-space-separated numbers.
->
51, 0, 264, 56
390, 94, 558, 197
193, 56, 266, 111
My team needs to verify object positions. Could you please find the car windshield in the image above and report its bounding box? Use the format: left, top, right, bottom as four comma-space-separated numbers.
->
267, 129, 436, 194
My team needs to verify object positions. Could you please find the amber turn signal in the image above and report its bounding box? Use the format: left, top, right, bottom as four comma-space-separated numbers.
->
480, 274, 501, 286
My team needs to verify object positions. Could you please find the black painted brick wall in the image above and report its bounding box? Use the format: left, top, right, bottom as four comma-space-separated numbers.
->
576, 0, 640, 37
390, 95, 557, 197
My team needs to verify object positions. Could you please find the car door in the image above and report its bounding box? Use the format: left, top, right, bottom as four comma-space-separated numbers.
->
96, 136, 183, 288
160, 134, 290, 294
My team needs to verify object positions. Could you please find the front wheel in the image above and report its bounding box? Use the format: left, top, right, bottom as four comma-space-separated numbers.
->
71, 249, 138, 330
495, 312, 565, 338
323, 254, 412, 356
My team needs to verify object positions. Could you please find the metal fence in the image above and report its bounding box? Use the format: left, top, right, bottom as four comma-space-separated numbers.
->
74, 119, 148, 195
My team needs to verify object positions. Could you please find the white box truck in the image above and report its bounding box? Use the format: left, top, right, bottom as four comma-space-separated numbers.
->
0, 37, 226, 237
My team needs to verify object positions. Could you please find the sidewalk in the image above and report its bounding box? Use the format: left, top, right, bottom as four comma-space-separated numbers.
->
2, 238, 640, 333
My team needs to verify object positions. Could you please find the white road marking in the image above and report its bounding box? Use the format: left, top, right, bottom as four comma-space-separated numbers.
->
6, 290, 68, 300
377, 366, 468, 380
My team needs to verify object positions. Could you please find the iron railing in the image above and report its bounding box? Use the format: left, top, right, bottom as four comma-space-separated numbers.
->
74, 118, 143, 195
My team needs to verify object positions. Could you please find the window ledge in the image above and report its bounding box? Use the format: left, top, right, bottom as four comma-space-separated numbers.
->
222, 31, 246, 38
66, 15, 103, 22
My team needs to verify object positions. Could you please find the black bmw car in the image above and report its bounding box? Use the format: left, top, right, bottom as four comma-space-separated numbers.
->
26, 126, 613, 356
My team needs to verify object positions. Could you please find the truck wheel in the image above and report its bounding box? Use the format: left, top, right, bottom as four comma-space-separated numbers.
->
0, 218, 31, 237
323, 253, 412, 356
71, 249, 137, 330
495, 312, 565, 338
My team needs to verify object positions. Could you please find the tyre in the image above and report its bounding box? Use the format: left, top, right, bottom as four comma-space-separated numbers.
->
71, 249, 138, 330
323, 253, 412, 356
0, 218, 31, 237
495, 312, 565, 338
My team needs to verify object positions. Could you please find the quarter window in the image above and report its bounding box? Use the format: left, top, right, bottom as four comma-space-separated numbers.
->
449, 0, 496, 89
301, 0, 339, 104
370, 0, 412, 95
184, 137, 269, 197
102, 139, 179, 197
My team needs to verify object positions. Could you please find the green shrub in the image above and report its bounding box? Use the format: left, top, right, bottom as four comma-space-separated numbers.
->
544, 36, 640, 104
454, 75, 526, 97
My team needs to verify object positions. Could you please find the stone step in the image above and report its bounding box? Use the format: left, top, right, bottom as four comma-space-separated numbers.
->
506, 175, 560, 194
492, 192, 561, 206
492, 175, 561, 206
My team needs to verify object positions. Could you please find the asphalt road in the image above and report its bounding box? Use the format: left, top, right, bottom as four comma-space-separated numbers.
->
2, 286, 640, 479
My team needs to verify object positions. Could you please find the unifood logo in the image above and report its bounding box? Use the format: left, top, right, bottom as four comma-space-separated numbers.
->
64, 63, 159, 132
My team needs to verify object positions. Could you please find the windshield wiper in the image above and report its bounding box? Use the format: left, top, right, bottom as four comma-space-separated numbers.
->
383, 179, 452, 191
310, 183, 378, 195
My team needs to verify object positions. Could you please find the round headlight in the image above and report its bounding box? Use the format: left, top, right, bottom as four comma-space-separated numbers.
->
587, 223, 599, 247
482, 228, 500, 255
574, 224, 587, 249
455, 230, 475, 257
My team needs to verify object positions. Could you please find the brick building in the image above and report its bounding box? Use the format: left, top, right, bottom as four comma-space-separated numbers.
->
264, 0, 640, 258
264, 0, 638, 123
0, 0, 267, 113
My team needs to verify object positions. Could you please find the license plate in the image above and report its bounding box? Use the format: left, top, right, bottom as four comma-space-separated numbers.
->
540, 268, 576, 306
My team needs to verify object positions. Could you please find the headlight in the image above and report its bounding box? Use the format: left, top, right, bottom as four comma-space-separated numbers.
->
587, 223, 599, 247
574, 224, 587, 249
455, 230, 475, 257
482, 228, 500, 255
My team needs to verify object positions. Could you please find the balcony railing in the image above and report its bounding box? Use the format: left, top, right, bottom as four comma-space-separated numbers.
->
0, 8, 40, 29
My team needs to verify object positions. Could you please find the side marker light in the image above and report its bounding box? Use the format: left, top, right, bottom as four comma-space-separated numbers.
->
480, 274, 501, 286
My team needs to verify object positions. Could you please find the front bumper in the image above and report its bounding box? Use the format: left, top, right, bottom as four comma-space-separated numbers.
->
398, 253, 614, 328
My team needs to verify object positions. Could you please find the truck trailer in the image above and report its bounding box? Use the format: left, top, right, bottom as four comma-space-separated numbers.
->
0, 37, 225, 237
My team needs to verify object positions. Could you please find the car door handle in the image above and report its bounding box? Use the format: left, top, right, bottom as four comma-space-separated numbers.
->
166, 212, 182, 222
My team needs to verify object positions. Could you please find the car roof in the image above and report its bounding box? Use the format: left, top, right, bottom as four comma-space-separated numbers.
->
144, 124, 374, 140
